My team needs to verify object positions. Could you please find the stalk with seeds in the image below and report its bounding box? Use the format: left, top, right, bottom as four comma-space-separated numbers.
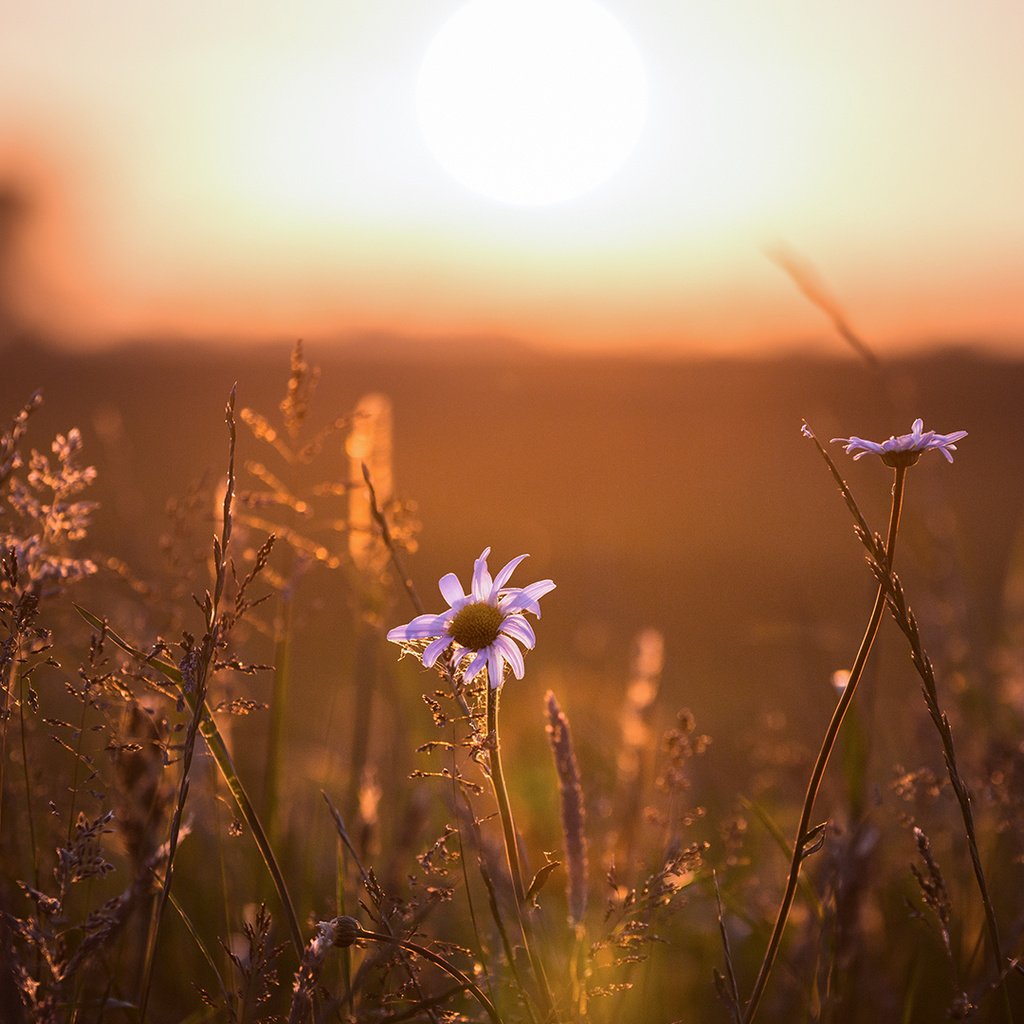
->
72, 607, 303, 962
546, 690, 589, 1018
546, 691, 588, 927
135, 387, 240, 1020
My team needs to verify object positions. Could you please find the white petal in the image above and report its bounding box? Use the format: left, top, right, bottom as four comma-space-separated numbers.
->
490, 554, 529, 599
472, 548, 493, 601
487, 647, 504, 689
500, 578, 555, 618
844, 438, 884, 455
495, 636, 524, 679
499, 615, 536, 649
387, 613, 447, 642
438, 572, 466, 607
422, 634, 454, 668
499, 590, 541, 617
464, 650, 488, 682
521, 579, 556, 602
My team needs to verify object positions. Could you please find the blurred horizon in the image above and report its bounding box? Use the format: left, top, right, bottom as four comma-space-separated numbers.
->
7, 335, 1024, 751
2, 0, 1023, 355
8, 339, 1024, 1020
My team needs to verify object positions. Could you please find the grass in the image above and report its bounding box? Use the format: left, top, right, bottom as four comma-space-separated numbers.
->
2, 341, 1024, 1022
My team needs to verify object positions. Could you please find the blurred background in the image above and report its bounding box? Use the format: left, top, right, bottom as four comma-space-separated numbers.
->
1, 0, 1022, 352
3, 0, 1024, 824
6, 339, 1024, 777
2, 0, 1024, 815
4, 4, 1024, 1017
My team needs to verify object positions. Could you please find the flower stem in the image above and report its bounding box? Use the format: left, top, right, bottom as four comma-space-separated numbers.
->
486, 683, 557, 1021
742, 463, 907, 1023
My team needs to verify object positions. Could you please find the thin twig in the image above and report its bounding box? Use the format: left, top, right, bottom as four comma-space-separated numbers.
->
765, 245, 880, 369
713, 870, 742, 1024
376, 983, 475, 1023
363, 462, 423, 615
357, 927, 505, 1024
868, 552, 1010, 1015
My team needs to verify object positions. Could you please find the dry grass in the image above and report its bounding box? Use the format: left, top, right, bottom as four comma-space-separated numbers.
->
2, 342, 1024, 1023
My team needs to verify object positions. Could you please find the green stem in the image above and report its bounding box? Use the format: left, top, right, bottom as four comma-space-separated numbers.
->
742, 464, 907, 1023
486, 684, 556, 1021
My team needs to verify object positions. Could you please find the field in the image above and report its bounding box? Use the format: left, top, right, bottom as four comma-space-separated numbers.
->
4, 336, 1024, 1022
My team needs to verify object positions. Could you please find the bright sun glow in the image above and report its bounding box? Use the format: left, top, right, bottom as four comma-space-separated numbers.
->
416, 0, 647, 206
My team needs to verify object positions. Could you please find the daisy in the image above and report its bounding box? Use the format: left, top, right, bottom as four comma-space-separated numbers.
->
387, 547, 555, 689
828, 418, 967, 467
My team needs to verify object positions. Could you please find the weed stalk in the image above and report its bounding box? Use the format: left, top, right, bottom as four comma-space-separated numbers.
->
136, 388, 239, 1020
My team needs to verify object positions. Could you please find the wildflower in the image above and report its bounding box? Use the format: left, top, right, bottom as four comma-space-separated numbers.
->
387, 547, 554, 688
825, 418, 967, 467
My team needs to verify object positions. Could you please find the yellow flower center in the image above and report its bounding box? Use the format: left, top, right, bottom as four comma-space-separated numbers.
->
449, 602, 505, 650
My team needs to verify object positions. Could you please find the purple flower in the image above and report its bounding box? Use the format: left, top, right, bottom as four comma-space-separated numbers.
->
387, 547, 555, 689
828, 419, 967, 467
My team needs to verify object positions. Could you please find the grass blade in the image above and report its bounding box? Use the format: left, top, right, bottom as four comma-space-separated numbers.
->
74, 602, 304, 959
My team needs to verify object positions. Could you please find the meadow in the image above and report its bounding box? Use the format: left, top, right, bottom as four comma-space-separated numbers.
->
3, 336, 1024, 1022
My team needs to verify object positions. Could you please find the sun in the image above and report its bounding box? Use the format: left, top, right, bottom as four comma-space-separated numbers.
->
416, 0, 647, 207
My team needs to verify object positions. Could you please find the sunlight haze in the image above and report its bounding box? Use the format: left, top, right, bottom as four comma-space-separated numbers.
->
1, 0, 1022, 352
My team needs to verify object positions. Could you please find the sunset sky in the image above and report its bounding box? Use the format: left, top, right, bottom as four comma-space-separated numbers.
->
1, 0, 1022, 354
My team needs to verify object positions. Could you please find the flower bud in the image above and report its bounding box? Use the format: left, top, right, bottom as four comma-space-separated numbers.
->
331, 916, 361, 948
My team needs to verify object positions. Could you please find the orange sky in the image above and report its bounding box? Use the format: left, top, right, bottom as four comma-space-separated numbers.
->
1, 0, 1022, 354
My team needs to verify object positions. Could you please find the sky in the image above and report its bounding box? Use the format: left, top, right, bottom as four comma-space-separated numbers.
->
1, 0, 1022, 354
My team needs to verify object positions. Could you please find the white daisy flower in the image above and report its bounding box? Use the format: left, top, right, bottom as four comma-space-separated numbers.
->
826, 418, 967, 467
387, 547, 555, 689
